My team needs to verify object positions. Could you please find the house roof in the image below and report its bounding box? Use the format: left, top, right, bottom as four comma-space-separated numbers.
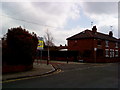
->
66, 29, 118, 42
118, 39, 120, 43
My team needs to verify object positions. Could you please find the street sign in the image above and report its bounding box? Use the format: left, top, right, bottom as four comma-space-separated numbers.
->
37, 37, 44, 50
38, 40, 44, 48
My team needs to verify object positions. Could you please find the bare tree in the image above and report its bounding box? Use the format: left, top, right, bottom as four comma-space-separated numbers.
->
44, 29, 54, 65
44, 29, 55, 47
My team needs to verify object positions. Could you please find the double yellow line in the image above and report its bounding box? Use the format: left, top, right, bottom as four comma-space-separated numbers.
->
1, 69, 62, 83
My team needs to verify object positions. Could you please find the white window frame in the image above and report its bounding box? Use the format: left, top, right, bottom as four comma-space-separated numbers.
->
105, 49, 109, 57
110, 49, 112, 58
110, 49, 115, 58
112, 49, 114, 57
115, 42, 118, 48
105, 41, 109, 47
115, 50, 119, 57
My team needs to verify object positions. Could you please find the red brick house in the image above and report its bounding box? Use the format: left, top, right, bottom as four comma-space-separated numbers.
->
66, 26, 120, 63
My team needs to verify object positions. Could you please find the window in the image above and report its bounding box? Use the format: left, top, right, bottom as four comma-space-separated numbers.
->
97, 40, 102, 46
110, 49, 114, 58
115, 43, 118, 48
112, 50, 114, 57
105, 49, 109, 57
105, 41, 109, 47
115, 50, 119, 57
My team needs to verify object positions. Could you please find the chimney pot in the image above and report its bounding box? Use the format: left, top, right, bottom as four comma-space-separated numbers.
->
109, 31, 113, 37
92, 26, 97, 33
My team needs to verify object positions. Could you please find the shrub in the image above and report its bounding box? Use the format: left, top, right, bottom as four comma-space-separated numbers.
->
2, 26, 38, 65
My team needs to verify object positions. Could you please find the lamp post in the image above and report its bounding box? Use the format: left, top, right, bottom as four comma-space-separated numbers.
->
94, 47, 97, 63
93, 38, 97, 63
47, 45, 50, 65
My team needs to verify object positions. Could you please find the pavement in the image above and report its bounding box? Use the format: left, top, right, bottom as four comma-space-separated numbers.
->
2, 60, 85, 82
2, 62, 56, 82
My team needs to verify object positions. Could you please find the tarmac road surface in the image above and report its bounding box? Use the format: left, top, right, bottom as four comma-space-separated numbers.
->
2, 63, 119, 88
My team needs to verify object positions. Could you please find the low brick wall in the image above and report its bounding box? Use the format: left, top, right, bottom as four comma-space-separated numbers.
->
2, 64, 33, 74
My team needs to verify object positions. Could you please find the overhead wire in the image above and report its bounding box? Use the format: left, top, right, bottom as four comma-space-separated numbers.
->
1, 14, 61, 29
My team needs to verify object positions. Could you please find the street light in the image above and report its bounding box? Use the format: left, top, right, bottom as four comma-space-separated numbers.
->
94, 47, 97, 63
47, 45, 50, 65
47, 42, 50, 65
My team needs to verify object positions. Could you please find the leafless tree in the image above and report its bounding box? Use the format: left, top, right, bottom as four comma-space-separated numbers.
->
44, 29, 55, 47
44, 29, 54, 65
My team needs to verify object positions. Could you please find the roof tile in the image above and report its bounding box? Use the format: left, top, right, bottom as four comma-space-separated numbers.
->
67, 30, 118, 42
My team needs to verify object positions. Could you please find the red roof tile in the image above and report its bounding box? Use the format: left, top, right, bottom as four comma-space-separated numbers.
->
66, 29, 118, 42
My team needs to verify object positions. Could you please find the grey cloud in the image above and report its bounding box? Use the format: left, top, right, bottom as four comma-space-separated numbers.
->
2, 2, 80, 28
98, 25, 118, 38
81, 2, 118, 16
31, 2, 67, 15
2, 2, 26, 16
80, 2, 118, 38
1, 2, 81, 45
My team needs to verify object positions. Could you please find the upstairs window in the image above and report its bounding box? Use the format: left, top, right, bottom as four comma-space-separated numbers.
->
97, 40, 102, 46
105, 41, 109, 47
115, 42, 118, 48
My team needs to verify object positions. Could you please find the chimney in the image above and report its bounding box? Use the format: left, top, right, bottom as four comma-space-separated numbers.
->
92, 26, 97, 33
109, 31, 113, 37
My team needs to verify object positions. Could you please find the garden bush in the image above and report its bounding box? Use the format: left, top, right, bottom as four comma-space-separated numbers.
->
2, 26, 38, 65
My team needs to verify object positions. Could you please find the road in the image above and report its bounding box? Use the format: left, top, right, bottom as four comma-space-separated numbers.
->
2, 63, 120, 88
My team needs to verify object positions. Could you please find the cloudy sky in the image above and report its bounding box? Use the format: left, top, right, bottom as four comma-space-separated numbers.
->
0, 0, 119, 46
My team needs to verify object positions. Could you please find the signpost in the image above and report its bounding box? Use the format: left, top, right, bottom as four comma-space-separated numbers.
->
37, 37, 44, 64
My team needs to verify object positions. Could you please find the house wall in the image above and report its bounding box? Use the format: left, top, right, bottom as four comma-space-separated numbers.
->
67, 38, 120, 62
68, 39, 94, 52
95, 39, 119, 57
103, 40, 119, 58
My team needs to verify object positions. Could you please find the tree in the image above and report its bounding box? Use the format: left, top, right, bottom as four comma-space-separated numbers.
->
44, 29, 55, 65
2, 26, 38, 65
44, 29, 55, 47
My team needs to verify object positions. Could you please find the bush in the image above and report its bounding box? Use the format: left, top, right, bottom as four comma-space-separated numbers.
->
2, 26, 38, 65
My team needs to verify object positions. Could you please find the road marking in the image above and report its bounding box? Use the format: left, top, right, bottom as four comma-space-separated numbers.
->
1, 69, 62, 84
2, 63, 113, 83
2, 76, 39, 83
